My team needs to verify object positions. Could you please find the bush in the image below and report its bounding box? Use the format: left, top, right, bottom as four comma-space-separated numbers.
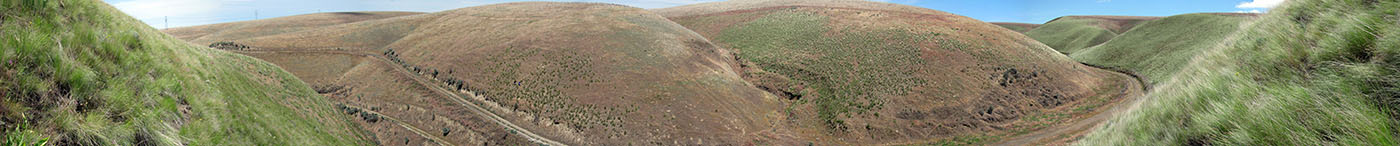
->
208, 41, 248, 50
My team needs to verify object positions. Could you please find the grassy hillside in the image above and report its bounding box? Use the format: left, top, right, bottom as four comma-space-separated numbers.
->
0, 0, 371, 145
992, 22, 1040, 33
1081, 0, 1400, 145
1070, 13, 1254, 84
661, 0, 1137, 144
1024, 16, 1159, 53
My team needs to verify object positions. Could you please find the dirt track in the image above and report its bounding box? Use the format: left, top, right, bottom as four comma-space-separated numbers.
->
339, 104, 456, 146
236, 49, 568, 146
992, 65, 1148, 146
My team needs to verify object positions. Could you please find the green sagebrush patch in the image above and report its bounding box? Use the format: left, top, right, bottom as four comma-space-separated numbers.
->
717, 10, 936, 130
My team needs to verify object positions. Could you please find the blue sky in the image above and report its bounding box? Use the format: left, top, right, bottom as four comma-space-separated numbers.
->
104, 0, 1285, 28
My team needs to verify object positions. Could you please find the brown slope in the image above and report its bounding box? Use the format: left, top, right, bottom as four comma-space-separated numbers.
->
379, 3, 781, 145
170, 2, 785, 145
163, 11, 423, 45
230, 14, 437, 50
239, 50, 536, 146
659, 0, 1137, 145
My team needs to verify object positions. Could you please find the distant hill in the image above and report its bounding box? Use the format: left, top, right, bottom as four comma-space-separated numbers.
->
992, 22, 1040, 33
1024, 15, 1160, 53
660, 0, 1138, 144
162, 11, 422, 46
1, 0, 371, 145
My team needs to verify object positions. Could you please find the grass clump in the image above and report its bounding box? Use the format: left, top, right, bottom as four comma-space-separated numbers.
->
1070, 13, 1252, 84
1, 0, 370, 145
1080, 0, 1400, 145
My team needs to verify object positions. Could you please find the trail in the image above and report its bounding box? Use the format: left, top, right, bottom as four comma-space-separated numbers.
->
339, 104, 457, 146
235, 49, 568, 146
992, 65, 1148, 146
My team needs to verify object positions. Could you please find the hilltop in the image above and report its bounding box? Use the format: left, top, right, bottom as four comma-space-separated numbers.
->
1024, 15, 1159, 53
1, 0, 370, 145
659, 0, 1140, 144
992, 22, 1039, 33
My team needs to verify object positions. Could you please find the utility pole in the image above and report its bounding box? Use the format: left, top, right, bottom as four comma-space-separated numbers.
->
163, 16, 168, 30
254, 10, 259, 20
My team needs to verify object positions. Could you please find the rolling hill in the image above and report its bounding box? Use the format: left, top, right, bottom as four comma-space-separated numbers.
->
169, 2, 783, 145
1070, 13, 1256, 84
658, 0, 1139, 144
161, 11, 422, 46
157, 0, 1176, 145
1023, 15, 1159, 54
1080, 0, 1400, 145
1, 0, 371, 145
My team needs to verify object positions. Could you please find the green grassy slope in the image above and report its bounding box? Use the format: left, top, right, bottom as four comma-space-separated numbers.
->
1024, 16, 1157, 54
992, 22, 1039, 33
1, 0, 371, 145
1080, 0, 1400, 145
1070, 13, 1253, 84
1024, 18, 1121, 53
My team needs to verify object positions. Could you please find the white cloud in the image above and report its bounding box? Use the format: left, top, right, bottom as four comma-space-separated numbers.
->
1236, 0, 1285, 9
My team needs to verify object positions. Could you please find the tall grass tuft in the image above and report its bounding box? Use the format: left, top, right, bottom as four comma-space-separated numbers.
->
1079, 0, 1400, 145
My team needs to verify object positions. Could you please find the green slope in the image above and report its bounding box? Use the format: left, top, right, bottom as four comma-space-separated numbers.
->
1, 0, 371, 145
1081, 0, 1400, 145
1025, 16, 1158, 54
1024, 18, 1121, 53
1071, 13, 1253, 84
992, 22, 1038, 33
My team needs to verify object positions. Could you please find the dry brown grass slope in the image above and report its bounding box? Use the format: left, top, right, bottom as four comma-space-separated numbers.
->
162, 11, 422, 45
659, 0, 1138, 145
168, 2, 785, 145
379, 3, 783, 145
